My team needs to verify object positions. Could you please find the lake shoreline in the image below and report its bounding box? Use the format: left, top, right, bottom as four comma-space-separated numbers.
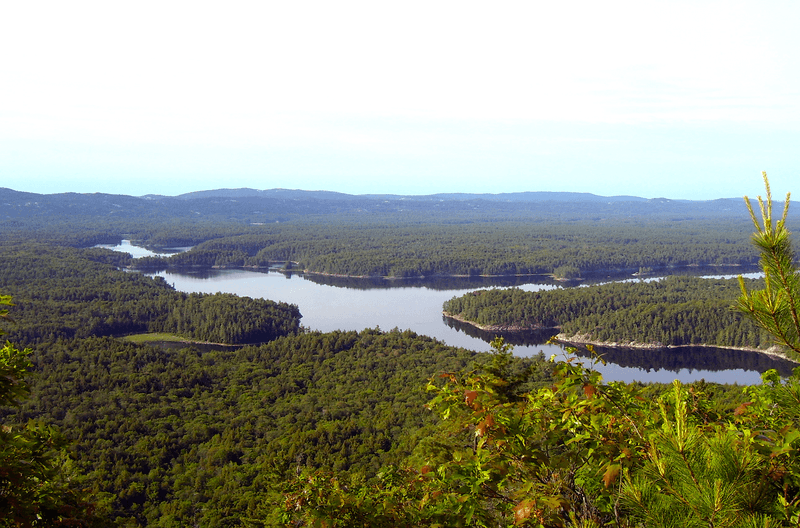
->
127, 258, 762, 283
442, 311, 798, 364
442, 311, 558, 333
299, 269, 557, 280
275, 263, 754, 281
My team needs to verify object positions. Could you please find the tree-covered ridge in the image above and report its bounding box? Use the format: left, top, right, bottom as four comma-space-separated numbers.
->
443, 276, 769, 349
0, 243, 301, 345
0, 185, 760, 224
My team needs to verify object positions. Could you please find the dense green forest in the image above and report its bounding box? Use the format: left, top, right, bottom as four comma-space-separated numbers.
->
277, 175, 800, 526
11, 330, 511, 525
133, 217, 761, 278
281, 339, 800, 527
0, 240, 520, 524
443, 276, 772, 349
4, 184, 800, 525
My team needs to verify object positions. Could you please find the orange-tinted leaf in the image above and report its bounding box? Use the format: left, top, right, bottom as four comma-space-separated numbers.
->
602, 464, 621, 488
514, 500, 535, 525
476, 421, 488, 436
734, 402, 753, 416
464, 390, 478, 407
476, 414, 495, 436
583, 383, 597, 398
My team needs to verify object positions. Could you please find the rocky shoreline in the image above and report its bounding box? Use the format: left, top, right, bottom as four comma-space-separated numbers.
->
556, 333, 795, 362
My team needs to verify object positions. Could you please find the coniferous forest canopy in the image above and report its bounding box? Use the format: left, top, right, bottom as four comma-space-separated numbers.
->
443, 276, 771, 349
2, 184, 800, 526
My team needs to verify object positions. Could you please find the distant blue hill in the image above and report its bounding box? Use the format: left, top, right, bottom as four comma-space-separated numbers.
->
371, 191, 653, 202
0, 186, 752, 223
166, 188, 686, 203
168, 188, 353, 200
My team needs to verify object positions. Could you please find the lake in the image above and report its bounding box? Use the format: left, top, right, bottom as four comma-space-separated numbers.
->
102, 241, 796, 384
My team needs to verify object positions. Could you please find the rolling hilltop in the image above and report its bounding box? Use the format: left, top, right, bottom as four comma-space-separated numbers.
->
1, 186, 749, 224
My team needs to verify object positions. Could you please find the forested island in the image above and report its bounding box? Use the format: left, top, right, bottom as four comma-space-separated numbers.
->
4, 184, 800, 526
442, 275, 775, 351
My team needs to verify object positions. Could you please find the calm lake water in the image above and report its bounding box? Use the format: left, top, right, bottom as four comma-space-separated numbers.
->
103, 241, 796, 384
96, 239, 190, 258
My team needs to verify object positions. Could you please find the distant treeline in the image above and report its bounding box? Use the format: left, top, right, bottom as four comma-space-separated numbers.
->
127, 217, 763, 277
443, 276, 771, 349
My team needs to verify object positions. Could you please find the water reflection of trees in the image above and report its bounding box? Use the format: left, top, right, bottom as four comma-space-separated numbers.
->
156, 264, 761, 291
444, 315, 796, 377
160, 269, 232, 280
443, 315, 558, 344
299, 273, 560, 291
295, 265, 761, 290
581, 345, 796, 377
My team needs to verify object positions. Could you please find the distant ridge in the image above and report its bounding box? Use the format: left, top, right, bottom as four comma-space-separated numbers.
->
0, 186, 768, 224
173, 188, 353, 200
389, 191, 651, 202
167, 188, 680, 203
3, 187, 735, 203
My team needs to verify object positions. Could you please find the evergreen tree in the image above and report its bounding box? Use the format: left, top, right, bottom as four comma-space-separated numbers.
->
738, 172, 800, 357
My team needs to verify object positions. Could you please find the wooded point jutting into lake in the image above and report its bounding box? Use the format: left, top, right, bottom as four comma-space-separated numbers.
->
4, 175, 800, 526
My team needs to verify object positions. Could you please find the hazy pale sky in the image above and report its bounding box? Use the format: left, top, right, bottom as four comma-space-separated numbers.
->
2, 1, 798, 199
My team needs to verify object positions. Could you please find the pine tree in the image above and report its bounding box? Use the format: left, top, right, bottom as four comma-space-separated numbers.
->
738, 172, 800, 357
